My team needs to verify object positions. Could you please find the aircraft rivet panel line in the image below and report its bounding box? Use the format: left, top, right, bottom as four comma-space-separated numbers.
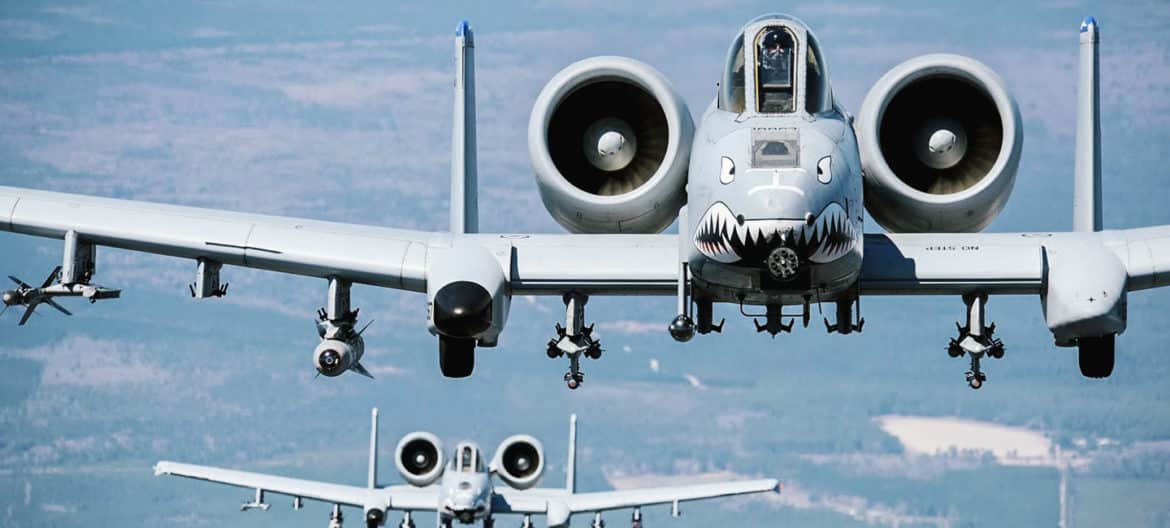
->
245, 222, 427, 291
6, 189, 253, 265
1, 194, 17, 232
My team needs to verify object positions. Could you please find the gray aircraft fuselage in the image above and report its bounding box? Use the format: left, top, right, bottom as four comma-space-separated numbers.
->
686, 15, 863, 307
438, 442, 494, 525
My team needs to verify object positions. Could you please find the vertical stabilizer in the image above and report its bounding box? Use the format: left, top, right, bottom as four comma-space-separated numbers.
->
450, 20, 478, 234
368, 408, 379, 489
566, 414, 577, 493
1073, 16, 1101, 232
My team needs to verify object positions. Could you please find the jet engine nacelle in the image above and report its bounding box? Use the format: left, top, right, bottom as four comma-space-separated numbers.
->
529, 56, 694, 234
856, 54, 1023, 233
491, 435, 544, 490
395, 432, 445, 487
313, 335, 364, 377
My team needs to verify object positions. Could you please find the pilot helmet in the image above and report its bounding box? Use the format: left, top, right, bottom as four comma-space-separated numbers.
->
761, 28, 786, 50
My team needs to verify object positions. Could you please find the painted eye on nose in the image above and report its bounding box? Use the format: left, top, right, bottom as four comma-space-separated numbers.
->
719, 156, 735, 185
817, 156, 832, 184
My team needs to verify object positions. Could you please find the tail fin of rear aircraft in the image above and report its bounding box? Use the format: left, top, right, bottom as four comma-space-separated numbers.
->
368, 408, 379, 488
566, 414, 577, 493
1073, 16, 1101, 232
450, 20, 478, 235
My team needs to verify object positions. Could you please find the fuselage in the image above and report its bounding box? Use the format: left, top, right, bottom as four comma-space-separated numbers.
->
437, 442, 494, 524
686, 14, 863, 306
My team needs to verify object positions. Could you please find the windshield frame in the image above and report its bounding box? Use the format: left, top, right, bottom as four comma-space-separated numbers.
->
455, 444, 482, 473
733, 15, 830, 119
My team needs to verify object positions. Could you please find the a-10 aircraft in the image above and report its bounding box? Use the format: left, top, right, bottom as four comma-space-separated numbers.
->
1, 15, 1168, 390
155, 411, 779, 528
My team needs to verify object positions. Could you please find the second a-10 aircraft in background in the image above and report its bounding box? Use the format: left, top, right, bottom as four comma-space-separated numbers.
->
2, 15, 1168, 389
156, 411, 779, 528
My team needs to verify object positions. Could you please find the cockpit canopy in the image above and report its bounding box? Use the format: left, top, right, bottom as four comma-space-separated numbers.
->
719, 14, 833, 116
452, 442, 484, 473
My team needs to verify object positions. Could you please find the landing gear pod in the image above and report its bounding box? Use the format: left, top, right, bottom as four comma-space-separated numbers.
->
1042, 240, 1127, 379
426, 241, 511, 378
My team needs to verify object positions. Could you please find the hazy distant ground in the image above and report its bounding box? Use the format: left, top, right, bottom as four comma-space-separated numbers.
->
2, 1, 1170, 527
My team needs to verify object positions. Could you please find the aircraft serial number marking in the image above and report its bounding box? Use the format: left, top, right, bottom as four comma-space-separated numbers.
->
923, 246, 981, 251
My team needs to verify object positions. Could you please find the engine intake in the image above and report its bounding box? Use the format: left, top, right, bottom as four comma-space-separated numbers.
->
856, 54, 1022, 233
492, 435, 544, 490
529, 56, 694, 234
395, 432, 444, 487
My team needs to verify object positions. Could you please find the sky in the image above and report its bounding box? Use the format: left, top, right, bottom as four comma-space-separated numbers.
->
1, 1, 1170, 526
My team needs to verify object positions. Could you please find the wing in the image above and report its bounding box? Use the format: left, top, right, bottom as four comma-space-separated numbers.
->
860, 227, 1170, 295
155, 461, 376, 507
1, 186, 680, 296
494, 478, 779, 515
859, 232, 1045, 295
502, 233, 677, 295
563, 478, 779, 513
154, 461, 440, 511
9, 186, 1168, 298
1, 186, 432, 292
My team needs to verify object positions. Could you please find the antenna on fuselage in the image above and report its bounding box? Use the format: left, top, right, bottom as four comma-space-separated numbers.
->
450, 20, 479, 235
1073, 16, 1101, 232
566, 414, 577, 493
368, 407, 379, 489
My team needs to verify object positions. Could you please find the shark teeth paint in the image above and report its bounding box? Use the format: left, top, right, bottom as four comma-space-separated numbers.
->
803, 202, 856, 263
693, 202, 857, 266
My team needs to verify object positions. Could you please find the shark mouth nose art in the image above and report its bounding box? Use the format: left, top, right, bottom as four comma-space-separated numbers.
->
693, 202, 856, 265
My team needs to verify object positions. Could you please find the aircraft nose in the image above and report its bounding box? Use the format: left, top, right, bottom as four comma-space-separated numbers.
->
2, 291, 18, 305
742, 167, 817, 220
446, 490, 481, 515
754, 189, 805, 211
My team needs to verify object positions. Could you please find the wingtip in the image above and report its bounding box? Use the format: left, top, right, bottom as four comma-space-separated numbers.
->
456, 20, 471, 36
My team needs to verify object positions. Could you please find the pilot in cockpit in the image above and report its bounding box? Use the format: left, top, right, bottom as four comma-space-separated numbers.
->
759, 30, 790, 84
456, 445, 478, 472
757, 28, 794, 113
